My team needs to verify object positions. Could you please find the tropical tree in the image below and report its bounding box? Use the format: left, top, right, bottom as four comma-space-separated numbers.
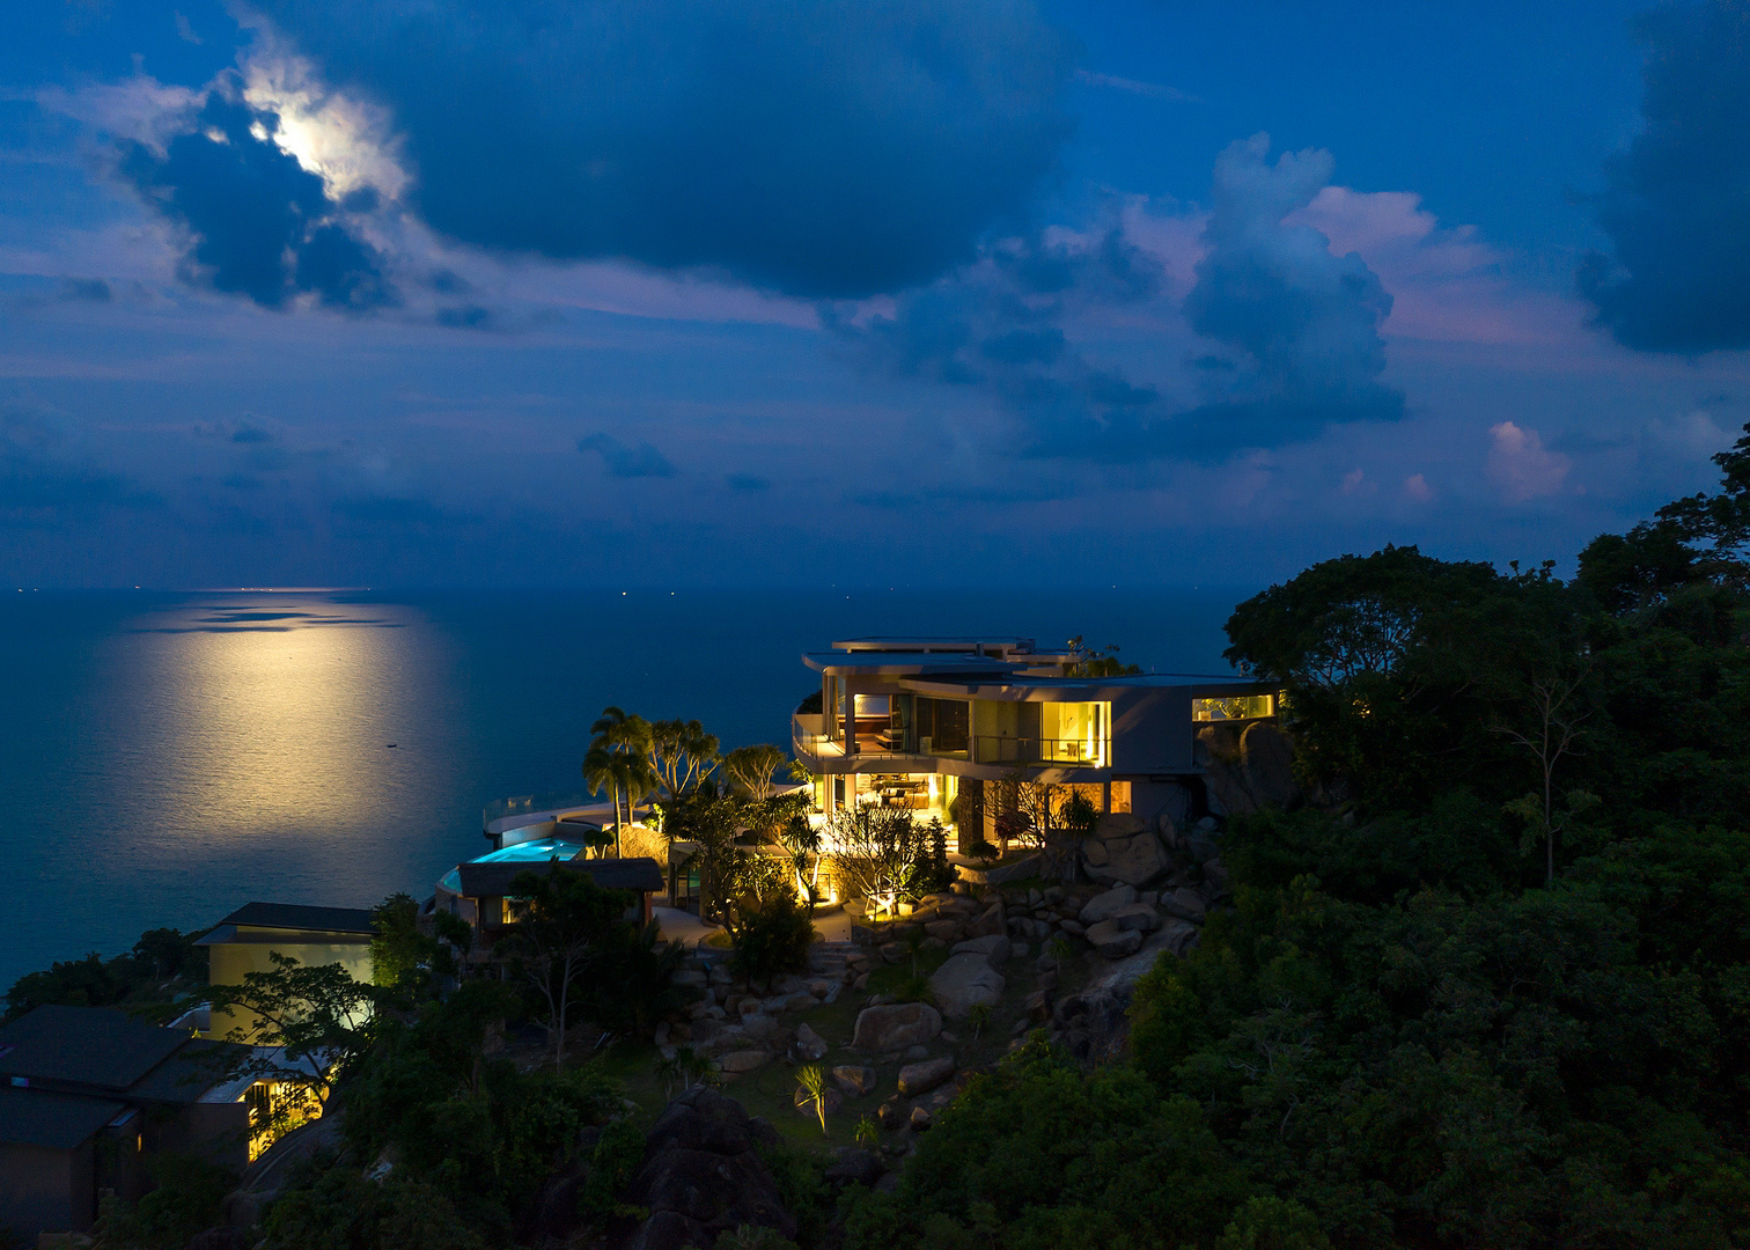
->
496, 865, 629, 1068
828, 804, 929, 918
207, 954, 379, 1139
647, 717, 721, 800
722, 743, 788, 801
1061, 635, 1142, 676
583, 707, 661, 854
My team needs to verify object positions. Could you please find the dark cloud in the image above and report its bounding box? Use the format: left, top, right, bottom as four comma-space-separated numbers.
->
1181, 134, 1402, 428
0, 400, 155, 526
1579, 0, 1750, 352
250, 0, 1076, 298
830, 223, 1163, 451
579, 433, 677, 479
119, 84, 394, 311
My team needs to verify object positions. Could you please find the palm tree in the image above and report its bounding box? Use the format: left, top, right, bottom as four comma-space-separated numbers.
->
584, 707, 659, 855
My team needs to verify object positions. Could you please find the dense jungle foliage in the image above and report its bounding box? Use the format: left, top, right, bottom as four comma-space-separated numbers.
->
844, 431, 1750, 1249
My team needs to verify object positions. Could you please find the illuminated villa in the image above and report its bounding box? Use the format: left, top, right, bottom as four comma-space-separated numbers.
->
793, 636, 1277, 849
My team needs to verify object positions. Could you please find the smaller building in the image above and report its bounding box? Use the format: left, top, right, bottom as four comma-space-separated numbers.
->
195, 902, 377, 1041
436, 855, 664, 950
0, 1006, 251, 1241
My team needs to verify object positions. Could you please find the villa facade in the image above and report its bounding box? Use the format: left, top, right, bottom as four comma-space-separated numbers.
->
792, 636, 1278, 850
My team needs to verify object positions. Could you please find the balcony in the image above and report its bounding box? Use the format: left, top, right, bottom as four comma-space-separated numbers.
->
973, 736, 1109, 768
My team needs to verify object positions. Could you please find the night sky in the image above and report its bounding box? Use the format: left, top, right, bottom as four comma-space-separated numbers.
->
5, 0, 1750, 588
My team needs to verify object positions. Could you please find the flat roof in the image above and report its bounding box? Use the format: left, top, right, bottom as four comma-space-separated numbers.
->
831, 636, 1039, 653
455, 856, 664, 899
194, 924, 372, 948
0, 1006, 189, 1093
0, 1085, 126, 1150
218, 902, 376, 934
803, 650, 1020, 677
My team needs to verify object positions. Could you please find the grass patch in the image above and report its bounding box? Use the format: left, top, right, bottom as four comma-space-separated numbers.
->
865, 944, 950, 1000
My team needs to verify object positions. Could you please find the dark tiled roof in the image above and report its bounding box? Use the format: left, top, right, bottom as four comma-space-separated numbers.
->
124, 1038, 244, 1104
455, 856, 663, 899
0, 1006, 187, 1093
218, 902, 376, 934
0, 1085, 126, 1150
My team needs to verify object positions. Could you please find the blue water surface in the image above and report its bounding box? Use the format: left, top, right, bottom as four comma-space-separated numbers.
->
0, 586, 1252, 991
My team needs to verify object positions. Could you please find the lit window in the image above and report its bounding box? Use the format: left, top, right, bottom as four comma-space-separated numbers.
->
1109, 781, 1131, 813
1192, 693, 1275, 722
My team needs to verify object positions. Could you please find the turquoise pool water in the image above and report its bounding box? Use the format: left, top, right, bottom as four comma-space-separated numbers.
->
437, 838, 588, 894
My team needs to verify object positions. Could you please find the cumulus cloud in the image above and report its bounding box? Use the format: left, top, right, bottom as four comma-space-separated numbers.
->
1579, 0, 1750, 352
245, 0, 1076, 300
1488, 421, 1570, 503
1183, 134, 1403, 429
829, 220, 1164, 454
118, 82, 394, 310
579, 433, 677, 479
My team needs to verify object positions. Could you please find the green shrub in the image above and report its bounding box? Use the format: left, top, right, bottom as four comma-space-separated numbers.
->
730, 893, 815, 991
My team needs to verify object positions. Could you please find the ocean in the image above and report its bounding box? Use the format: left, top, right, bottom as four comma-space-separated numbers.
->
0, 586, 1253, 992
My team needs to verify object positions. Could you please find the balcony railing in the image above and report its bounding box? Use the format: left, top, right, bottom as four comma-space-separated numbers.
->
973, 736, 1109, 767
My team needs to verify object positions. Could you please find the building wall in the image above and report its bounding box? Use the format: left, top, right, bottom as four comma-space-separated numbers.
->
0, 1140, 94, 1238
144, 1103, 250, 1174
206, 939, 374, 1040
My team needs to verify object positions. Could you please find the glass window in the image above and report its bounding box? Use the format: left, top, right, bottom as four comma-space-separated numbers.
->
1192, 693, 1275, 722
1109, 781, 1131, 813
917, 697, 969, 754
1040, 702, 1110, 766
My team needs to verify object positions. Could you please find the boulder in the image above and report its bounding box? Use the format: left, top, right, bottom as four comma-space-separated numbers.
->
897, 1056, 955, 1096
1162, 921, 1201, 956
1161, 888, 1208, 924
718, 1049, 772, 1076
623, 1088, 795, 1250
1094, 811, 1147, 839
951, 934, 1012, 965
910, 1105, 933, 1131
1202, 856, 1230, 897
794, 1023, 828, 1061
852, 1002, 943, 1050
1104, 903, 1163, 934
1242, 720, 1299, 808
1084, 919, 1143, 958
1078, 884, 1138, 926
928, 953, 1006, 1018
924, 920, 959, 942
824, 1148, 885, 1187
966, 902, 1007, 938
1085, 828, 1172, 887
832, 1064, 877, 1097
742, 1014, 779, 1042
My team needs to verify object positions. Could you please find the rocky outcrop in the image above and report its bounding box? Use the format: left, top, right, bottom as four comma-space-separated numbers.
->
832, 1064, 877, 1096
1081, 813, 1172, 887
1078, 884, 1137, 926
1050, 929, 1185, 1064
852, 1001, 942, 1050
951, 934, 1011, 965
1084, 919, 1142, 958
620, 1088, 795, 1250
1198, 719, 1301, 817
897, 1056, 955, 1096
928, 953, 1005, 1018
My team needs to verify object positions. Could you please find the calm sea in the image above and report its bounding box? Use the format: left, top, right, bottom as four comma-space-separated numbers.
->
0, 587, 1252, 992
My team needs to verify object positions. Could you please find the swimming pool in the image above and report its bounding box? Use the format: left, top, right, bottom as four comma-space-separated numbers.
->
437, 838, 588, 894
